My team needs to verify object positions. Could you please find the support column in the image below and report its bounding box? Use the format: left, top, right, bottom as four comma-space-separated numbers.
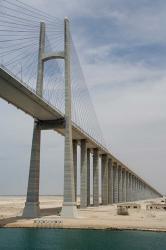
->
73, 140, 77, 203
132, 176, 135, 201
118, 166, 122, 203
122, 168, 126, 202
23, 22, 45, 218
138, 179, 141, 200
101, 154, 108, 205
140, 181, 143, 200
143, 183, 146, 200
93, 148, 99, 206
80, 139, 87, 208
133, 175, 136, 201
140, 182, 143, 200
145, 184, 147, 200
108, 159, 113, 204
61, 18, 77, 217
134, 176, 137, 201
129, 173, 132, 202
126, 170, 129, 202
137, 179, 140, 200
126, 171, 129, 202
113, 162, 118, 203
135, 178, 138, 201
130, 174, 133, 202
87, 148, 91, 206
22, 121, 41, 217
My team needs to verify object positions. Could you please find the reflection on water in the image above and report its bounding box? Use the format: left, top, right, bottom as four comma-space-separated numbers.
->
0, 228, 166, 250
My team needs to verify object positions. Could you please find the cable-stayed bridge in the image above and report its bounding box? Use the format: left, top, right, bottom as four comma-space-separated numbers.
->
0, 0, 162, 218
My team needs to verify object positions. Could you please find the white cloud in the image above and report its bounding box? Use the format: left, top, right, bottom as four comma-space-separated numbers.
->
83, 60, 166, 193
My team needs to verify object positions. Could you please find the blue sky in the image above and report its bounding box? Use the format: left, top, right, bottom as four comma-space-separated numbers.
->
0, 0, 165, 195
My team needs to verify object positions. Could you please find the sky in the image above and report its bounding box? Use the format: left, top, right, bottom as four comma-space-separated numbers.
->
0, 0, 165, 195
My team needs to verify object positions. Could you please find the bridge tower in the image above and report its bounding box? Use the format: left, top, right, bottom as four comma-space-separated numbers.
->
23, 18, 77, 218
22, 22, 45, 218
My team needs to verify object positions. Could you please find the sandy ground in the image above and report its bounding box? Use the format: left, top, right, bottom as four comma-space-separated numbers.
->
0, 196, 166, 231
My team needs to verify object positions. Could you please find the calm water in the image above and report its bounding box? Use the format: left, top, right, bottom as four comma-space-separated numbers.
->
0, 229, 166, 250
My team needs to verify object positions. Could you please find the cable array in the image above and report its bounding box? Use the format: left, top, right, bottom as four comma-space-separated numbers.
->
71, 38, 107, 147
43, 34, 65, 113
0, 0, 106, 148
0, 0, 64, 90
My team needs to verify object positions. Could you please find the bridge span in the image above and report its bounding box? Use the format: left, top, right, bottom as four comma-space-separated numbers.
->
0, 63, 162, 218
0, 0, 162, 219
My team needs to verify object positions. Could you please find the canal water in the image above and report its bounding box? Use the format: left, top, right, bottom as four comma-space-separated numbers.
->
0, 228, 166, 250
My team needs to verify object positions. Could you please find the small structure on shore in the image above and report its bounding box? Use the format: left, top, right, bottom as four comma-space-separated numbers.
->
117, 206, 129, 215
146, 204, 166, 211
119, 203, 141, 210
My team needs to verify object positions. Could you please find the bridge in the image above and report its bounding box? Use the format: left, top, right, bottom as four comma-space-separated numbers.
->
0, 0, 162, 218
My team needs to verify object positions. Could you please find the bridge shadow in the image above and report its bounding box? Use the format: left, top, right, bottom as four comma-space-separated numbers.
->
40, 206, 62, 216
0, 205, 84, 226
40, 204, 81, 216
0, 216, 23, 227
0, 207, 63, 226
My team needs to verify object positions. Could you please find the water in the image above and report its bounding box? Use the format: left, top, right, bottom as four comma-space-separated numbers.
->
0, 229, 166, 250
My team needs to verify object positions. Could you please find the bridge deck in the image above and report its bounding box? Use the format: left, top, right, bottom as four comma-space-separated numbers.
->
0, 67, 162, 196
0, 67, 108, 153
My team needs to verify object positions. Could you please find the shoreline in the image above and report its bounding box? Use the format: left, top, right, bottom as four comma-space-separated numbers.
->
0, 196, 166, 233
1, 224, 166, 233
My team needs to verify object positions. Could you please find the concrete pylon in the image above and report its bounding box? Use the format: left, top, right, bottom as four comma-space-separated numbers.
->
140, 182, 143, 200
80, 139, 87, 208
122, 168, 126, 202
135, 177, 137, 200
22, 121, 41, 218
61, 18, 77, 217
134, 176, 137, 201
87, 148, 91, 206
136, 178, 139, 200
113, 163, 118, 203
138, 180, 141, 200
131, 175, 134, 201
126, 171, 129, 202
132, 175, 135, 201
118, 166, 122, 203
22, 22, 45, 218
128, 173, 131, 201
73, 140, 78, 203
137, 179, 140, 200
140, 180, 143, 200
129, 173, 132, 202
108, 159, 113, 204
93, 148, 99, 206
101, 154, 108, 205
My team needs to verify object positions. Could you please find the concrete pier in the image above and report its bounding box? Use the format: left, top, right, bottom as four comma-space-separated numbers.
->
128, 173, 132, 202
80, 139, 87, 208
113, 163, 118, 203
126, 171, 128, 202
118, 166, 122, 203
132, 175, 135, 201
61, 18, 77, 217
101, 154, 108, 205
108, 159, 113, 204
93, 148, 99, 206
122, 168, 126, 202
23, 22, 45, 218
136, 177, 138, 200
87, 148, 91, 206
22, 121, 41, 218
73, 140, 77, 202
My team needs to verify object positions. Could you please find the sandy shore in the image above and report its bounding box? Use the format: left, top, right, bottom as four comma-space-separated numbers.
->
0, 196, 166, 232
